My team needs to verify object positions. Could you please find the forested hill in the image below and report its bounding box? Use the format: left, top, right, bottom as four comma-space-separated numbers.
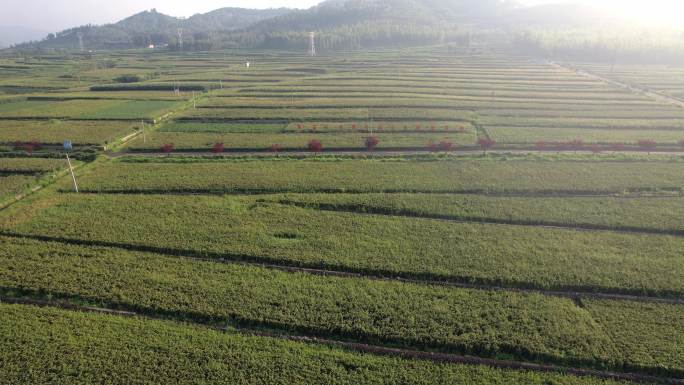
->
227, 0, 512, 50
248, 0, 508, 31
16, 8, 291, 50
14, 0, 518, 51
11, 0, 640, 54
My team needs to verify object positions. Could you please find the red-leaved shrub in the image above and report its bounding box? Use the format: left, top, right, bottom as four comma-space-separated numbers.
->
637, 139, 657, 154
535, 141, 548, 152
365, 136, 380, 151
438, 140, 454, 152
610, 143, 626, 152
211, 143, 224, 153
307, 140, 323, 152
478, 138, 495, 154
14, 140, 42, 156
569, 139, 584, 152
160, 143, 174, 154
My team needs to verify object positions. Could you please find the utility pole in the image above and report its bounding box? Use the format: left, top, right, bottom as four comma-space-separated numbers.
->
66, 153, 78, 193
309, 32, 316, 57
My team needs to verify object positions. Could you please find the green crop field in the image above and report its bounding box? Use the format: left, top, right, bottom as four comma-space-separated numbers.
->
71, 158, 684, 194
0, 120, 138, 145
260, 193, 684, 233
0, 303, 649, 385
0, 47, 682, 384
126, 132, 477, 150
3, 193, 683, 297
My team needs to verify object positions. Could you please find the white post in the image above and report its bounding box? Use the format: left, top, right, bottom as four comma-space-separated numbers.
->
66, 153, 78, 193
141, 120, 146, 144
192, 91, 196, 109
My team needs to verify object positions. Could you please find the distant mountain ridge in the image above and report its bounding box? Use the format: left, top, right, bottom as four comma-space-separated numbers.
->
17, 7, 291, 50
11, 0, 623, 52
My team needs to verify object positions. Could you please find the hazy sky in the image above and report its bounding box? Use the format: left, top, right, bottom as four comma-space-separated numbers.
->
1, 0, 682, 33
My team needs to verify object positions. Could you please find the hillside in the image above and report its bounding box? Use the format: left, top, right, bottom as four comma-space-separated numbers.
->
19, 8, 291, 50
248, 0, 508, 32
221, 0, 513, 51
11, 0, 629, 52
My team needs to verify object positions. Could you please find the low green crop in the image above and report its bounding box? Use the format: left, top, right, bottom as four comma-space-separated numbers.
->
0, 303, 644, 385
4, 194, 683, 296
261, 193, 684, 233
75, 159, 684, 194
0, 235, 629, 370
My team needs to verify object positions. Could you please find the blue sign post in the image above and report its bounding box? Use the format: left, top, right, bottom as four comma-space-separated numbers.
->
63, 140, 73, 152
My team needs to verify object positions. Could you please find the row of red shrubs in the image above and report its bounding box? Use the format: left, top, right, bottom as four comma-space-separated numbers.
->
160, 137, 684, 154
11, 138, 684, 156
160, 138, 497, 154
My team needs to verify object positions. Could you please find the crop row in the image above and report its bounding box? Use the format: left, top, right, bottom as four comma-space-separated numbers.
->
203, 96, 667, 111
480, 116, 684, 130
1, 235, 681, 375
0, 99, 178, 120
275, 80, 613, 93
0, 158, 66, 173
126, 132, 477, 151
0, 302, 649, 385
260, 193, 684, 234
223, 92, 662, 106
0, 120, 138, 145
179, 107, 475, 122
161, 121, 473, 134
72, 159, 684, 195
0, 175, 38, 202
238, 87, 647, 101
488, 126, 684, 145
3, 193, 683, 297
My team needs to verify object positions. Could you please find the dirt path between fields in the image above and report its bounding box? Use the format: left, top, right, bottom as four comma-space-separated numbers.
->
108, 148, 684, 158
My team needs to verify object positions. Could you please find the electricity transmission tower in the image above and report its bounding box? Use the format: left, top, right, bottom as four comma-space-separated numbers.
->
177, 28, 184, 50
309, 32, 316, 57
77, 32, 84, 52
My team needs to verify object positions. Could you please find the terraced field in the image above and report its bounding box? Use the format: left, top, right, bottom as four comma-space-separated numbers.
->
0, 48, 682, 384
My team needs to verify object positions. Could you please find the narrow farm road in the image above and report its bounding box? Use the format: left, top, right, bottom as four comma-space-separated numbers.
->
551, 62, 684, 109
108, 148, 684, 158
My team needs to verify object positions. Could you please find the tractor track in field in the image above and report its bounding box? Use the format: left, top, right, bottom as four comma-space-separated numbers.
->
266, 200, 684, 238
0, 295, 681, 385
2, 231, 682, 305
65, 189, 684, 198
